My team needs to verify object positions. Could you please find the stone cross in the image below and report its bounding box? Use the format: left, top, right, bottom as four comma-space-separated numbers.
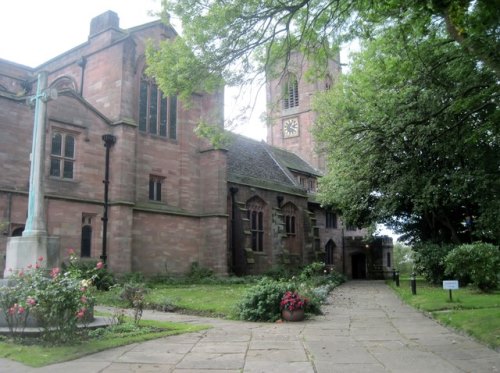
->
24, 71, 57, 237
3, 72, 60, 277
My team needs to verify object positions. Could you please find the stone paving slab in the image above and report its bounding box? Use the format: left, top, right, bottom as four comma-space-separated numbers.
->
0, 280, 498, 372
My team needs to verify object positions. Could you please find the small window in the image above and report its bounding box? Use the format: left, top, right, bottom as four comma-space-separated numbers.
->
139, 76, 177, 139
50, 132, 75, 179
283, 202, 297, 237
325, 211, 337, 229
285, 215, 296, 235
246, 197, 265, 252
149, 175, 164, 201
308, 179, 316, 193
81, 225, 92, 257
282, 73, 299, 110
325, 240, 335, 265
346, 225, 357, 231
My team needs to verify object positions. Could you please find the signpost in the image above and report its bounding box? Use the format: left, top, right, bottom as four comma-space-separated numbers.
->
443, 280, 459, 301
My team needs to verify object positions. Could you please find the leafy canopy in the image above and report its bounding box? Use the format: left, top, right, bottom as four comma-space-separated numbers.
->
314, 17, 499, 244
148, 1, 499, 243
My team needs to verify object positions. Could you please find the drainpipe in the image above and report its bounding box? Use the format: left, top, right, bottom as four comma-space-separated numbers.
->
229, 187, 238, 271
101, 134, 116, 267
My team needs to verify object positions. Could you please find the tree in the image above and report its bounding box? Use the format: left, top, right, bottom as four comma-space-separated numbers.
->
392, 243, 414, 275
148, 0, 499, 100
147, 1, 500, 243
314, 22, 499, 244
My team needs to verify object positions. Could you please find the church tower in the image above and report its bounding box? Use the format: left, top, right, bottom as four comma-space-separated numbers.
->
266, 52, 342, 172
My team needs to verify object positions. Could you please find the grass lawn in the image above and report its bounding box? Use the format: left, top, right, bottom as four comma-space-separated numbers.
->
96, 283, 251, 318
0, 318, 210, 367
388, 279, 500, 349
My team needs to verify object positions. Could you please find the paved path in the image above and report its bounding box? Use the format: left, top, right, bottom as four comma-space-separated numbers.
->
1, 281, 499, 372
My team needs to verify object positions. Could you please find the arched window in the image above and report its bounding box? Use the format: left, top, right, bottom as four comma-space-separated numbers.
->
246, 197, 265, 252
139, 75, 177, 139
282, 202, 298, 236
325, 239, 335, 265
81, 225, 92, 257
282, 73, 299, 110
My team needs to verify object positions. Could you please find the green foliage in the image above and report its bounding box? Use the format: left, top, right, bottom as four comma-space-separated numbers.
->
445, 242, 500, 291
62, 249, 115, 291
393, 243, 414, 275
120, 283, 148, 324
235, 271, 345, 322
187, 262, 214, 281
315, 21, 499, 244
148, 0, 499, 245
0, 257, 95, 344
299, 262, 326, 281
263, 266, 296, 280
158, 0, 499, 92
236, 278, 293, 322
413, 243, 455, 284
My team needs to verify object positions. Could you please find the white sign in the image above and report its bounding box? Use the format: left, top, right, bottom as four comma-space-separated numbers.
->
443, 280, 459, 290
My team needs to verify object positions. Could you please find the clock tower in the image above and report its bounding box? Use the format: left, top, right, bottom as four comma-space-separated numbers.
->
266, 52, 341, 172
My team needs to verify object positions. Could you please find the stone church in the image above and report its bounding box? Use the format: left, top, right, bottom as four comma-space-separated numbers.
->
0, 11, 392, 279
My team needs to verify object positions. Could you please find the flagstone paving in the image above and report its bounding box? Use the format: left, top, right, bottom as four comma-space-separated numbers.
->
1, 281, 498, 372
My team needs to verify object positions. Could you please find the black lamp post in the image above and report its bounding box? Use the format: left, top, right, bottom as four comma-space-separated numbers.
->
101, 134, 116, 267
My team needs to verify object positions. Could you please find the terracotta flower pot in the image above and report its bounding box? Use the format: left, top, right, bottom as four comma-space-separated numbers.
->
281, 308, 305, 322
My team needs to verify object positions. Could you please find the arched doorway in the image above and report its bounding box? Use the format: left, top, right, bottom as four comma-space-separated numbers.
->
351, 253, 367, 279
325, 239, 335, 266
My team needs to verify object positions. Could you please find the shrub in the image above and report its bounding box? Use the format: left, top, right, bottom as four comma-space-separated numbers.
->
120, 282, 148, 324
187, 262, 214, 281
445, 242, 500, 291
236, 278, 292, 322
62, 249, 115, 290
0, 257, 95, 343
299, 262, 325, 281
413, 242, 455, 284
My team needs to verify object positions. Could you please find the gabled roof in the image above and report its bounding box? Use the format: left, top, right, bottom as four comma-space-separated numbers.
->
226, 133, 320, 194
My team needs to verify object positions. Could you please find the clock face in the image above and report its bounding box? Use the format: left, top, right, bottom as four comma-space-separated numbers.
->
283, 117, 299, 138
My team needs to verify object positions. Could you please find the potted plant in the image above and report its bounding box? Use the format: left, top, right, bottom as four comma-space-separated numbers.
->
280, 291, 308, 321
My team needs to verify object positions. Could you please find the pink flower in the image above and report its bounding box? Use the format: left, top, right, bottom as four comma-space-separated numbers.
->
76, 310, 85, 319
35, 263, 40, 269
18, 306, 25, 314
80, 295, 87, 304
67, 248, 75, 255
27, 264, 32, 269
26, 297, 36, 307
8, 307, 15, 315
18, 271, 24, 277
38, 256, 44, 262
80, 287, 87, 292
50, 267, 60, 278
96, 261, 104, 269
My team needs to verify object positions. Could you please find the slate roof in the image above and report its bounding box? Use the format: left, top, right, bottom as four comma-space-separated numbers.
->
226, 133, 321, 194
269, 146, 322, 177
